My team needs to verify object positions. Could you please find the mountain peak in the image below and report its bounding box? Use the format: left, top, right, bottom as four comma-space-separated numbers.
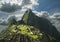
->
22, 9, 35, 24
27, 9, 32, 12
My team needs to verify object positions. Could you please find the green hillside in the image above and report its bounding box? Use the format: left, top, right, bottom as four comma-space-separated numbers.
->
0, 24, 56, 42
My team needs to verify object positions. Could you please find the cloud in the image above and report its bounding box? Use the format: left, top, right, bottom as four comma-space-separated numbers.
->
1, 0, 22, 5
1, 0, 39, 10
20, 0, 39, 10
33, 11, 49, 18
49, 13, 60, 19
53, 13, 60, 18
21, 0, 31, 6
48, 13, 60, 24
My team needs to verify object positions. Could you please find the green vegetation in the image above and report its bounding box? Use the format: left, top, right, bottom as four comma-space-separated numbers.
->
0, 24, 57, 42
17, 25, 39, 40
22, 9, 30, 24
0, 25, 40, 40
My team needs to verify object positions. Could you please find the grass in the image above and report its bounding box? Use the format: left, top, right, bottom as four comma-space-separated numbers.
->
0, 24, 56, 42
17, 25, 39, 40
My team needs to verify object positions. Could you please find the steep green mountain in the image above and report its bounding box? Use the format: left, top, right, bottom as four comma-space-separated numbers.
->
0, 9, 60, 42
22, 9, 60, 41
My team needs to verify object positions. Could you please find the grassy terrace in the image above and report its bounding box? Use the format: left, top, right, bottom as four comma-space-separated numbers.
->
0, 24, 56, 42
0, 24, 43, 41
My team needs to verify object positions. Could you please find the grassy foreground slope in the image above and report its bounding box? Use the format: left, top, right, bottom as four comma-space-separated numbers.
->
0, 24, 56, 42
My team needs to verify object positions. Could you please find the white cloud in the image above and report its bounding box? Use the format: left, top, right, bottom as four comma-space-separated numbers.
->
1, 0, 39, 9
48, 13, 60, 24
21, 0, 39, 10
33, 11, 43, 16
1, 0, 22, 5
52, 13, 60, 17
49, 13, 60, 19
31, 0, 39, 5
33, 11, 49, 18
